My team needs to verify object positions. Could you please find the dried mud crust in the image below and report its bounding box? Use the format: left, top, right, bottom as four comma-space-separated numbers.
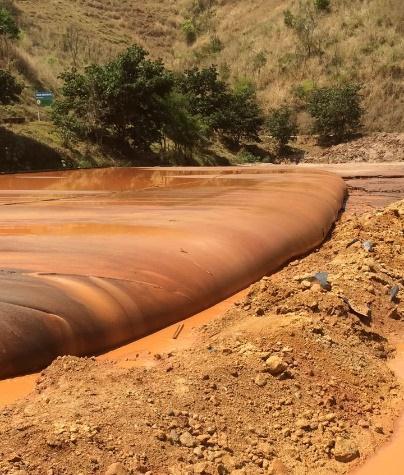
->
303, 133, 404, 164
0, 202, 403, 475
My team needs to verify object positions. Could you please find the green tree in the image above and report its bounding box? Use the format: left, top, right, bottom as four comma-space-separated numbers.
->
267, 106, 297, 150
176, 67, 263, 143
0, 68, 22, 104
306, 83, 362, 140
161, 92, 207, 153
283, 3, 321, 58
53, 45, 174, 151
223, 81, 264, 144
176, 66, 230, 134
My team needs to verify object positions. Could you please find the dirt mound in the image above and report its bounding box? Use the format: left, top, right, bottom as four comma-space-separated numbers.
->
304, 133, 404, 164
0, 201, 402, 475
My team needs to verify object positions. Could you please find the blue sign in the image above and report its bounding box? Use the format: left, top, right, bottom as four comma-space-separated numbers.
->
35, 91, 54, 106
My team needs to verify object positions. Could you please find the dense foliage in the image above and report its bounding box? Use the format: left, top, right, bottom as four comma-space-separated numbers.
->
305, 83, 362, 139
266, 106, 297, 150
53, 45, 174, 150
0, 68, 22, 103
0, 6, 19, 40
53, 45, 264, 153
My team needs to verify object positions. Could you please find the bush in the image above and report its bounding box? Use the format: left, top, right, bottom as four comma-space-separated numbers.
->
181, 20, 197, 45
266, 106, 297, 149
209, 36, 223, 53
236, 149, 258, 164
0, 6, 19, 39
314, 0, 330, 11
0, 68, 22, 104
305, 83, 362, 140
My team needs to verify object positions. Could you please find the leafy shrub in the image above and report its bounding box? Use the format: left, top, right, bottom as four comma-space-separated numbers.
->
181, 20, 197, 45
209, 36, 223, 53
314, 0, 330, 12
236, 149, 258, 164
293, 79, 316, 100
0, 6, 19, 39
0, 68, 22, 104
266, 106, 297, 149
253, 51, 267, 72
305, 83, 363, 140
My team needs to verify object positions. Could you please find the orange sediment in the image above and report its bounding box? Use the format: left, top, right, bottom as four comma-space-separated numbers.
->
0, 166, 346, 378
352, 343, 404, 475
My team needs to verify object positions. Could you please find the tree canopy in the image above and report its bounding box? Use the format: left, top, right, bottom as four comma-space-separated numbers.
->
306, 83, 362, 139
53, 45, 174, 150
53, 46, 265, 153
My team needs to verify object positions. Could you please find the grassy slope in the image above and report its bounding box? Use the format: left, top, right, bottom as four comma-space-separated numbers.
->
2, 0, 403, 169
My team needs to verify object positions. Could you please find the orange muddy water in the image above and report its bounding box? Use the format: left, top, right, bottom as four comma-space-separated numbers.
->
0, 166, 346, 378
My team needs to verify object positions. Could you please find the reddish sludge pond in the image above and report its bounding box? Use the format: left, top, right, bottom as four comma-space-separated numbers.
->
0, 166, 346, 378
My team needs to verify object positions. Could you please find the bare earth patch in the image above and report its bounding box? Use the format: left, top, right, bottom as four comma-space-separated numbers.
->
0, 201, 403, 475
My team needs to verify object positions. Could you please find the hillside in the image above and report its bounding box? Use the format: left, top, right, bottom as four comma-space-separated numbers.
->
8, 0, 404, 133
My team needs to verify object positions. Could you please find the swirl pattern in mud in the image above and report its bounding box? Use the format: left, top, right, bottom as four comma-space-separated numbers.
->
0, 167, 346, 378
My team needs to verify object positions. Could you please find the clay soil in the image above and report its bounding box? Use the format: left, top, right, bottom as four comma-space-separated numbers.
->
0, 193, 402, 474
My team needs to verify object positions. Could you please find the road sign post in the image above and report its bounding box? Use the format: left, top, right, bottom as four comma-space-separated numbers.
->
35, 91, 54, 121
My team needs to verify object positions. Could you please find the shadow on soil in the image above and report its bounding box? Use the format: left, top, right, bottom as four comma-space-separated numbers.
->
0, 127, 73, 173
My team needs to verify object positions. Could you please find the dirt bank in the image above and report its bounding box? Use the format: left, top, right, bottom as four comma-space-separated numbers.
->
0, 197, 402, 475
301, 133, 404, 164
0, 167, 345, 378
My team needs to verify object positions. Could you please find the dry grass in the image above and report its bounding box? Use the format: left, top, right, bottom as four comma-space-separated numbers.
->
10, 0, 404, 132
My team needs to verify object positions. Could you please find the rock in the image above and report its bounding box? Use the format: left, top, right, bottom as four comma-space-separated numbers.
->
156, 430, 167, 441
193, 446, 204, 458
105, 462, 128, 475
295, 418, 311, 430
192, 462, 207, 474
270, 459, 290, 474
169, 429, 180, 444
254, 373, 268, 387
256, 307, 265, 316
334, 437, 359, 462
387, 307, 400, 320
179, 431, 195, 447
265, 356, 287, 376
301, 280, 312, 289
358, 419, 369, 428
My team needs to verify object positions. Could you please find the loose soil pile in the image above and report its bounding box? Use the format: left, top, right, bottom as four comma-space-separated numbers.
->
0, 201, 403, 475
303, 133, 404, 164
